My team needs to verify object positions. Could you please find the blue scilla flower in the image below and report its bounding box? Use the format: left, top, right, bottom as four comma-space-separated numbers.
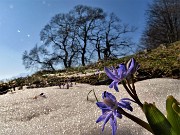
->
104, 58, 140, 92
96, 91, 133, 135
104, 64, 126, 92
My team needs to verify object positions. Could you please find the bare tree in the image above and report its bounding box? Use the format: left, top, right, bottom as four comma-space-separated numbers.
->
40, 13, 80, 68
22, 5, 137, 71
101, 13, 136, 60
89, 27, 104, 60
141, 0, 180, 49
22, 44, 57, 71
88, 12, 136, 61
69, 5, 105, 66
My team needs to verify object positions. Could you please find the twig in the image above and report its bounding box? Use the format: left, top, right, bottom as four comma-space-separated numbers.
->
87, 89, 99, 102
93, 89, 99, 102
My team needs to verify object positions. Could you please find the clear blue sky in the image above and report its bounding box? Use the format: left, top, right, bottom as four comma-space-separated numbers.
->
0, 0, 152, 80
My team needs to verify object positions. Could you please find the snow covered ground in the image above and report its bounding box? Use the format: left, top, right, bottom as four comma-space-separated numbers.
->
0, 78, 179, 135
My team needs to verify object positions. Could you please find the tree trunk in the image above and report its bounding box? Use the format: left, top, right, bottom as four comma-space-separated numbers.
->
96, 41, 101, 60
81, 50, 86, 66
63, 59, 68, 68
81, 35, 87, 66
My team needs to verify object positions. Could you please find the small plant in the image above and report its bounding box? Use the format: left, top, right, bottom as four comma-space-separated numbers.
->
95, 58, 180, 135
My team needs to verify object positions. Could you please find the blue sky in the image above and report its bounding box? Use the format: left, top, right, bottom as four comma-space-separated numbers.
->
0, 0, 152, 80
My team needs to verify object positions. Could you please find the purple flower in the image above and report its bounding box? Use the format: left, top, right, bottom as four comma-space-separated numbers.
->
104, 64, 126, 92
96, 91, 133, 135
104, 58, 140, 91
126, 58, 140, 77
95, 69, 100, 76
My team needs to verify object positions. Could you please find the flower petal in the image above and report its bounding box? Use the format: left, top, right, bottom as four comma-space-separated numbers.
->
118, 100, 133, 112
109, 81, 119, 92
118, 64, 127, 78
96, 102, 107, 109
110, 116, 117, 135
121, 98, 136, 103
104, 67, 119, 81
126, 58, 140, 76
102, 108, 111, 114
109, 81, 115, 89
116, 111, 122, 119
102, 91, 118, 109
113, 67, 118, 76
114, 110, 122, 119
96, 114, 106, 123
102, 111, 113, 131
114, 82, 119, 92
126, 58, 134, 69
103, 91, 117, 102
96, 103, 111, 113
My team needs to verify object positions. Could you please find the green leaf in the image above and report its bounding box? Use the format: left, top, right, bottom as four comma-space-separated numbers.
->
166, 95, 180, 134
143, 102, 177, 135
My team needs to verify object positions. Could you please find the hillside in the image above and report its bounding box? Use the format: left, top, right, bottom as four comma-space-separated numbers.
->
71, 41, 180, 83
1, 41, 180, 93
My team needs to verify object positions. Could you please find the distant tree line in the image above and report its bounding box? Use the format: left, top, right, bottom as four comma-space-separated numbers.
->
141, 0, 180, 49
22, 5, 136, 70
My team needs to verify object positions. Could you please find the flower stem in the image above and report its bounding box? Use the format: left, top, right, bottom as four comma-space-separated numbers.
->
117, 107, 154, 134
122, 81, 143, 108
122, 81, 135, 99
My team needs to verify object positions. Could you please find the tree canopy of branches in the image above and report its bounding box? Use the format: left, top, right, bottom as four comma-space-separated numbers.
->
89, 13, 136, 61
101, 13, 136, 60
22, 45, 58, 70
141, 0, 180, 49
40, 13, 79, 68
22, 5, 136, 71
69, 5, 106, 66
